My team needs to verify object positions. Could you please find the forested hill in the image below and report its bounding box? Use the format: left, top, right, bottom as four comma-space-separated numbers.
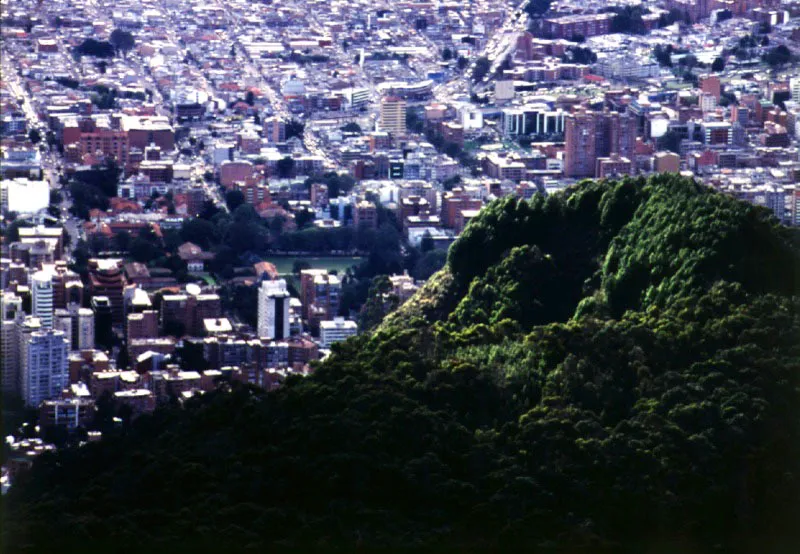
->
4, 175, 800, 553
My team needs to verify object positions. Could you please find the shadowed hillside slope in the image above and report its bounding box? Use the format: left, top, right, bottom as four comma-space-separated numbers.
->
4, 175, 800, 553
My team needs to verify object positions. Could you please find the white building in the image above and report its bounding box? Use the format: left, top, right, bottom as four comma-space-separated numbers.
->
76, 308, 95, 350
20, 325, 69, 407
31, 269, 54, 330
594, 54, 660, 80
319, 317, 358, 347
789, 76, 800, 103
213, 141, 236, 165
0, 178, 49, 213
495, 80, 515, 102
257, 279, 291, 340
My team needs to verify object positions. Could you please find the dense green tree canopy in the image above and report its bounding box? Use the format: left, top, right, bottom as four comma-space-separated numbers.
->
4, 176, 800, 552
109, 29, 135, 54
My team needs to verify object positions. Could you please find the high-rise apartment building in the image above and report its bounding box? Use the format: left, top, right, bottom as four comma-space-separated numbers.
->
1, 292, 23, 395
91, 296, 114, 351
160, 285, 222, 336
20, 324, 69, 407
258, 279, 291, 340
300, 270, 341, 333
88, 259, 127, 326
75, 307, 95, 350
380, 96, 407, 136
564, 109, 637, 178
353, 200, 378, 229
54, 309, 73, 350
31, 269, 54, 330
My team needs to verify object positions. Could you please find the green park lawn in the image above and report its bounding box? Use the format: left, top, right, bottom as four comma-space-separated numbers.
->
263, 256, 363, 275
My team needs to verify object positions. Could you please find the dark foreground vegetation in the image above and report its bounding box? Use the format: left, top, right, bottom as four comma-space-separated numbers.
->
3, 175, 800, 553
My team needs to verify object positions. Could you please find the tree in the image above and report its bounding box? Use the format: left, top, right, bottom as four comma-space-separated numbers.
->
109, 29, 135, 55
340, 122, 362, 133
566, 46, 597, 64
420, 231, 434, 253
653, 44, 673, 67
657, 8, 684, 27
442, 175, 461, 190
245, 90, 255, 106
276, 157, 295, 179
525, 0, 552, 17
679, 54, 698, 69
7, 175, 800, 552
763, 45, 791, 67
181, 218, 219, 250
91, 85, 117, 110
295, 209, 315, 229
659, 129, 682, 154
718, 90, 737, 107
286, 120, 305, 140
406, 109, 425, 134
225, 189, 246, 212
74, 38, 115, 58
473, 56, 491, 82
357, 275, 398, 330
130, 236, 157, 263
442, 47, 452, 61
610, 6, 648, 35
304, 172, 355, 198
114, 230, 132, 252
457, 56, 468, 70
412, 248, 447, 280
292, 260, 312, 274
711, 56, 725, 72
28, 128, 41, 144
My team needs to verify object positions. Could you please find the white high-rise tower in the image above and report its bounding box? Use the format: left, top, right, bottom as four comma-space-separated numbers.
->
31, 269, 54, 330
257, 279, 291, 340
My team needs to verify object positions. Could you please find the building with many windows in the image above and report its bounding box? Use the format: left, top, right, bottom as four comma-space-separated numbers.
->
379, 96, 407, 136
20, 325, 69, 407
31, 269, 54, 330
564, 109, 637, 178
319, 318, 358, 347
258, 279, 291, 340
1, 292, 23, 395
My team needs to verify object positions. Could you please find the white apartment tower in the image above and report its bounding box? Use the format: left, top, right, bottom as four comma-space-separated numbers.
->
258, 279, 291, 340
31, 269, 54, 330
76, 308, 95, 350
20, 322, 69, 407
